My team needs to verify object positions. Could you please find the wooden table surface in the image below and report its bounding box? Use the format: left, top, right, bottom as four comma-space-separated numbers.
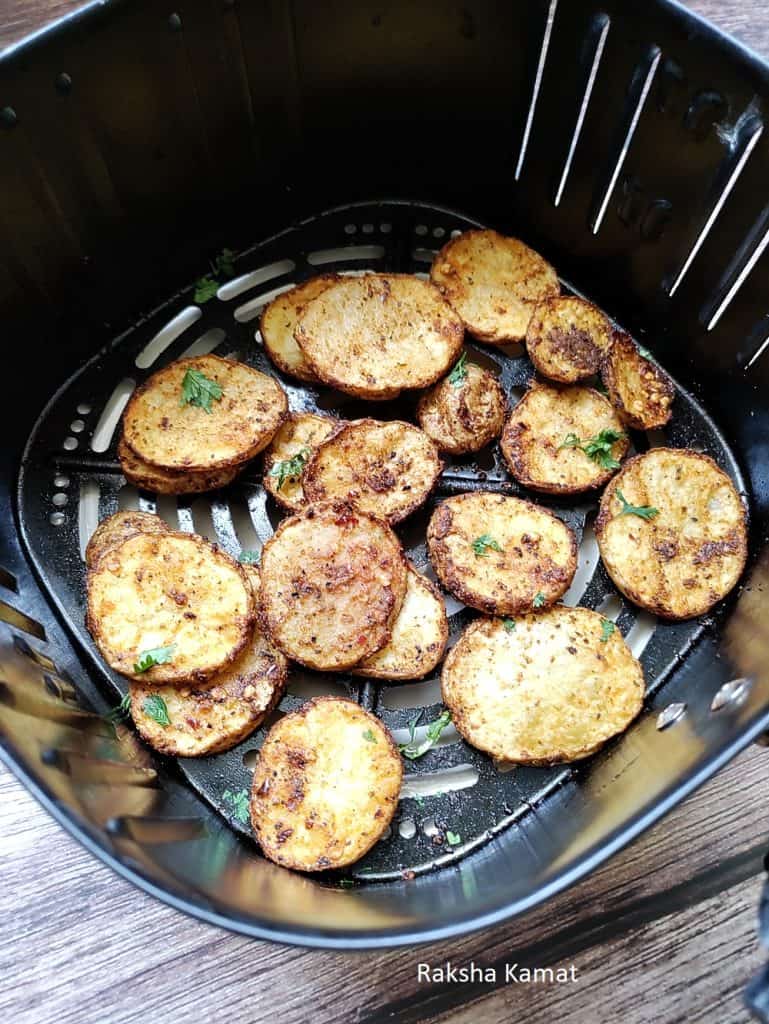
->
1, 2, 768, 1023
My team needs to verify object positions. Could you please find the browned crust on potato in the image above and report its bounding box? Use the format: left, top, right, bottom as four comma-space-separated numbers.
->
526, 295, 612, 383
600, 331, 674, 430
416, 362, 507, 454
85, 510, 169, 570
118, 436, 240, 495
262, 412, 340, 512
260, 275, 340, 383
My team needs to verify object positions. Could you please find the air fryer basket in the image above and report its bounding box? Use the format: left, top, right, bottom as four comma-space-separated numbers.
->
2, 0, 769, 959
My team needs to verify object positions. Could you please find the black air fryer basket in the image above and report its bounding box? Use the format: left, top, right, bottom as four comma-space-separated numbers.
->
3, 0, 769, 980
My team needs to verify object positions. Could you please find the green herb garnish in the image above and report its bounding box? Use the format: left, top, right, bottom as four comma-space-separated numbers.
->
600, 619, 616, 643
472, 534, 502, 558
399, 710, 451, 760
194, 248, 236, 303
105, 692, 131, 724
533, 591, 546, 608
447, 351, 468, 388
445, 831, 462, 847
503, 618, 516, 633
616, 488, 660, 521
180, 368, 223, 413
222, 788, 250, 824
194, 276, 219, 303
141, 693, 171, 727
362, 728, 377, 744
238, 550, 260, 564
268, 447, 310, 491
133, 644, 176, 674
559, 428, 625, 471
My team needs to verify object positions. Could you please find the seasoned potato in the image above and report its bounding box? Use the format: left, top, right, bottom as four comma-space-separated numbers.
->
122, 355, 287, 472
596, 448, 747, 620
526, 295, 612, 382
250, 697, 402, 872
294, 274, 464, 400
430, 229, 559, 344
259, 500, 408, 671
416, 361, 506, 454
500, 381, 629, 494
353, 566, 448, 681
118, 436, 239, 495
261, 276, 338, 383
601, 331, 674, 430
442, 610, 644, 764
427, 492, 577, 615
262, 412, 339, 512
87, 531, 255, 684
302, 419, 442, 524
85, 510, 168, 570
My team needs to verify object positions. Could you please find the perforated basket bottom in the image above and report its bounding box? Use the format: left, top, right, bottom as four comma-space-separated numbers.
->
17, 200, 747, 881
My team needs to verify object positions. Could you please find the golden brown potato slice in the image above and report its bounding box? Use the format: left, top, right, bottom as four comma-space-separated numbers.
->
352, 566, 448, 681
122, 355, 287, 472
442, 610, 644, 764
118, 437, 239, 495
427, 492, 577, 615
259, 500, 408, 671
85, 510, 169, 570
302, 419, 442, 524
416, 360, 507, 454
294, 274, 464, 400
500, 381, 629, 494
250, 697, 402, 872
87, 531, 255, 684
262, 412, 339, 512
526, 295, 612, 382
430, 229, 559, 344
260, 276, 339, 383
601, 331, 674, 430
595, 448, 747, 620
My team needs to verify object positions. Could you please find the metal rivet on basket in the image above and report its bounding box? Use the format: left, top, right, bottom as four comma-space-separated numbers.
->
52, 493, 68, 508
53, 475, 70, 489
656, 701, 686, 730
76, 403, 92, 416
398, 819, 416, 839
70, 419, 85, 433
62, 437, 78, 451
711, 677, 751, 712
55, 73, 72, 95
49, 512, 65, 526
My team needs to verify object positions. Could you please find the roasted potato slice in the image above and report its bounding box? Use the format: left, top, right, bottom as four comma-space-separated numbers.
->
302, 419, 442, 524
526, 295, 612, 383
427, 492, 577, 615
87, 531, 255, 684
262, 412, 339, 512
122, 355, 287, 472
294, 274, 464, 400
85, 510, 169, 570
250, 697, 402, 872
430, 229, 559, 344
601, 331, 674, 430
352, 566, 448, 681
416, 360, 506, 454
118, 436, 239, 495
442, 610, 644, 764
260, 276, 339, 383
500, 381, 629, 494
595, 448, 747, 620
259, 500, 408, 671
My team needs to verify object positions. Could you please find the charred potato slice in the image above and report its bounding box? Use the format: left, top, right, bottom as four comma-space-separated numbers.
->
260, 276, 338, 383
85, 510, 168, 570
601, 331, 674, 430
118, 436, 240, 495
427, 492, 577, 615
442, 610, 644, 764
526, 295, 612, 383
302, 419, 442, 524
259, 500, 408, 671
294, 274, 464, 400
430, 229, 560, 344
262, 412, 339, 512
352, 566, 448, 681
87, 531, 255, 684
500, 381, 629, 494
250, 697, 402, 872
122, 355, 287, 472
416, 361, 506, 454
596, 448, 747, 620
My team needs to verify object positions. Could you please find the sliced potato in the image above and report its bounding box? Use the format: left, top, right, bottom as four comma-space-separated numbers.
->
430, 229, 560, 344
118, 436, 239, 495
262, 412, 339, 512
416, 361, 506, 454
352, 566, 448, 681
259, 500, 408, 671
250, 697, 402, 872
122, 355, 287, 472
442, 610, 644, 764
601, 331, 674, 430
526, 295, 612, 383
595, 448, 747, 620
261, 276, 339, 383
85, 510, 168, 570
87, 531, 255, 684
427, 492, 577, 615
500, 381, 629, 494
302, 419, 442, 524
294, 274, 464, 400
